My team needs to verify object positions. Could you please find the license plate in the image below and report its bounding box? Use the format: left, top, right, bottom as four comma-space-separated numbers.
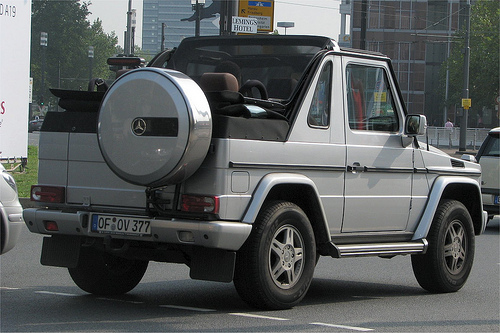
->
91, 214, 151, 236
495, 195, 499, 205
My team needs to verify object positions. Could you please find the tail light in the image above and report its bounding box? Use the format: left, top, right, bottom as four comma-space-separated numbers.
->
31, 186, 65, 203
44, 221, 59, 231
181, 195, 219, 213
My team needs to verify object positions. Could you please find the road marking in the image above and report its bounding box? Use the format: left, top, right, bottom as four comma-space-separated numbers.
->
230, 313, 289, 321
0, 287, 20, 290
310, 322, 373, 331
35, 291, 79, 297
97, 297, 145, 304
27, 289, 376, 332
160, 305, 216, 312
352, 295, 381, 300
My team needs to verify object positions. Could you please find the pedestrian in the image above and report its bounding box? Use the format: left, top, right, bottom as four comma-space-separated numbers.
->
445, 118, 453, 128
477, 113, 484, 128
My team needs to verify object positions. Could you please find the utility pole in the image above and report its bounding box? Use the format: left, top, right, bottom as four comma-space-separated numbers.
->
191, 0, 205, 37
161, 23, 166, 51
40, 32, 48, 108
125, 0, 133, 55
88, 46, 94, 82
459, 0, 471, 152
219, 0, 234, 36
360, 0, 367, 49
131, 9, 136, 53
443, 1, 453, 127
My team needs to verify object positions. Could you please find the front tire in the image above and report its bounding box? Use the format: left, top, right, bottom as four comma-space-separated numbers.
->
69, 247, 148, 295
411, 199, 475, 293
234, 201, 316, 310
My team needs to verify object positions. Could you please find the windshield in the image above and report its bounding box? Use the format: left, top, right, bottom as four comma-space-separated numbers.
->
165, 35, 333, 100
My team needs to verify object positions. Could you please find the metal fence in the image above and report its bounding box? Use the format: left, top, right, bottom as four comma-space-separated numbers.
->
418, 127, 491, 150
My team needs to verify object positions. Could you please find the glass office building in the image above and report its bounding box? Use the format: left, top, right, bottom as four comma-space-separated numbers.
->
142, 0, 220, 54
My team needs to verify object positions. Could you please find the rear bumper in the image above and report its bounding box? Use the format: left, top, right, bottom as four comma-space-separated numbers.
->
23, 208, 251, 251
484, 205, 500, 216
481, 191, 499, 217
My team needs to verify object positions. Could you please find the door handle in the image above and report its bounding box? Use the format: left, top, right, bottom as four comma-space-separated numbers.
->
348, 162, 364, 174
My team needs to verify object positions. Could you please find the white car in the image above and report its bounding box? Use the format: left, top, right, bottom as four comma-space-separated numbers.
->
476, 127, 500, 222
1, 164, 24, 254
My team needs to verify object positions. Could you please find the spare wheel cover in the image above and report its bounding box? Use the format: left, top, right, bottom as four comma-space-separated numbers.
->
98, 68, 212, 187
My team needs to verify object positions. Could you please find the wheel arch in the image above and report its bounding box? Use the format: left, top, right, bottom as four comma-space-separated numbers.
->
412, 176, 486, 240
0, 211, 5, 254
241, 173, 330, 245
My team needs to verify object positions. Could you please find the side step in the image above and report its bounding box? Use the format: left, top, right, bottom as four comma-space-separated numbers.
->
324, 239, 428, 258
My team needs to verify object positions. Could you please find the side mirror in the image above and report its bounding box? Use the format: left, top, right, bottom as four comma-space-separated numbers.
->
461, 154, 477, 163
405, 115, 427, 136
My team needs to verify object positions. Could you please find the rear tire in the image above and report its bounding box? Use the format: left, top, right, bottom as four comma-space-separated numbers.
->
69, 247, 148, 295
411, 199, 475, 293
234, 201, 316, 310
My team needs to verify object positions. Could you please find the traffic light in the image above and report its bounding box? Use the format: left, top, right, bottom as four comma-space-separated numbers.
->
39, 95, 44, 107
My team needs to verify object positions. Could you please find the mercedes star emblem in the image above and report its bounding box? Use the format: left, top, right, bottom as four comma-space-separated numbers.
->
132, 118, 147, 136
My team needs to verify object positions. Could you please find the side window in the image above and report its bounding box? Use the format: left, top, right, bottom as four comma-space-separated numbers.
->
482, 135, 500, 157
308, 62, 332, 127
346, 64, 399, 132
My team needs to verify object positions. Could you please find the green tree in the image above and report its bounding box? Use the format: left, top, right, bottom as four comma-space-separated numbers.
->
88, 18, 121, 80
31, 0, 118, 107
441, 0, 499, 127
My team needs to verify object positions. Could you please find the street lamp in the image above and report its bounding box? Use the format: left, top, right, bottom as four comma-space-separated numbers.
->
191, 0, 206, 37
277, 22, 294, 35
88, 46, 94, 82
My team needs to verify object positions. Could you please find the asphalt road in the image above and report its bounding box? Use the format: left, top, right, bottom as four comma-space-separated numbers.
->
1, 217, 498, 332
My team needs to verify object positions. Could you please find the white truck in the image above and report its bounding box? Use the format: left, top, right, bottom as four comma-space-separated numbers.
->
0, 1, 30, 161
24, 35, 487, 310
